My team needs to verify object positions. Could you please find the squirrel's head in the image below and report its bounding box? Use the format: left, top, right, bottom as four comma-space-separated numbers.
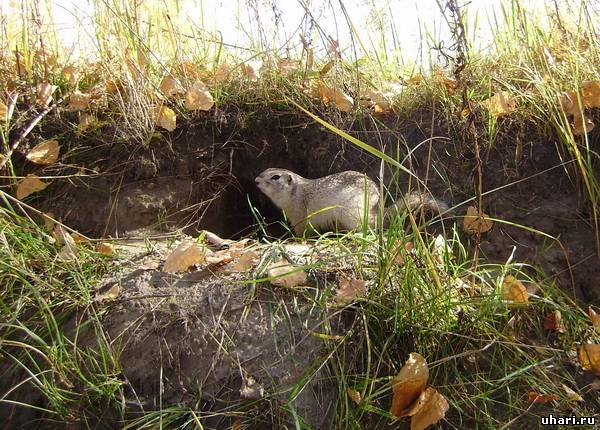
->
255, 168, 297, 209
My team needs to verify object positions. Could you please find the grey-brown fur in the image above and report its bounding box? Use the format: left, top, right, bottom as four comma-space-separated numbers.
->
255, 168, 448, 235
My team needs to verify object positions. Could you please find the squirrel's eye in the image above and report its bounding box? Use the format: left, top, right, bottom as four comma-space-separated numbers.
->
271, 175, 281, 180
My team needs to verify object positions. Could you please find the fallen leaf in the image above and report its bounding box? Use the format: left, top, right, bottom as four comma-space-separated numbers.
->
319, 83, 353, 112
43, 212, 55, 230
62, 65, 78, 85
55, 226, 78, 261
159, 75, 185, 98
26, 140, 60, 165
276, 58, 298, 76
407, 74, 424, 86
36, 82, 57, 107
78, 113, 98, 132
94, 282, 121, 303
543, 310, 565, 333
154, 105, 177, 131
572, 112, 595, 136
240, 375, 264, 400
582, 80, 600, 108
185, 81, 214, 111
390, 352, 429, 417
105, 79, 124, 94
482, 91, 517, 117
241, 61, 261, 81
231, 418, 243, 430
16, 175, 48, 199
164, 240, 205, 272
232, 250, 260, 272
139, 257, 160, 270
559, 90, 579, 116
71, 233, 88, 244
561, 383, 584, 402
364, 89, 394, 112
335, 277, 368, 303
213, 63, 231, 83
588, 307, 600, 332
528, 391, 558, 404
434, 68, 457, 92
578, 344, 600, 376
267, 259, 307, 287
96, 242, 114, 256
501, 275, 529, 303
65, 91, 91, 111
462, 206, 493, 234
347, 388, 362, 405
408, 387, 449, 430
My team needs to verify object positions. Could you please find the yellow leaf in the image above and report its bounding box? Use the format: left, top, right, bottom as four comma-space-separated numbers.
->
65, 91, 91, 111
94, 282, 121, 303
558, 90, 579, 116
105, 79, 124, 94
78, 113, 98, 132
276, 58, 298, 76
0, 100, 7, 122
232, 250, 260, 272
335, 277, 368, 303
572, 112, 595, 136
433, 68, 457, 92
578, 344, 600, 376
390, 352, 429, 417
588, 307, 600, 332
582, 80, 600, 108
36, 82, 57, 107
462, 206, 493, 234
96, 242, 114, 256
267, 259, 307, 287
408, 387, 449, 430
164, 240, 206, 273
62, 65, 78, 85
319, 83, 353, 112
16, 175, 48, 199
26, 140, 60, 165
185, 81, 214, 111
543, 310, 564, 333
213, 63, 231, 83
501, 275, 529, 303
347, 388, 362, 405
364, 89, 394, 112
159, 75, 184, 98
482, 91, 517, 118
154, 105, 177, 131
407, 74, 424, 86
561, 383, 584, 402
71, 233, 88, 244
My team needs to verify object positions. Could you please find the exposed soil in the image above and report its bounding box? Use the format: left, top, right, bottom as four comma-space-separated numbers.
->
28, 105, 600, 304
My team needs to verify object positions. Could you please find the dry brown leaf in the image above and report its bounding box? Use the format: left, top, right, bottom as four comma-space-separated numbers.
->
408, 387, 449, 430
78, 113, 97, 132
433, 68, 457, 92
56, 226, 78, 261
276, 58, 299, 76
501, 275, 529, 303
463, 206, 493, 235
347, 388, 362, 405
482, 91, 517, 118
94, 282, 121, 303
241, 61, 261, 81
232, 250, 260, 272
407, 74, 424, 86
319, 83, 353, 112
561, 383, 584, 402
159, 75, 185, 98
267, 259, 307, 287
231, 418, 243, 430
105, 79, 124, 94
0, 100, 7, 122
96, 242, 114, 256
579, 344, 600, 376
559, 90, 579, 116
335, 277, 368, 303
390, 352, 429, 417
66, 91, 91, 111
572, 112, 595, 136
527, 391, 558, 404
213, 63, 231, 83
164, 240, 206, 273
26, 140, 60, 165
16, 175, 48, 199
154, 105, 177, 131
543, 310, 565, 333
364, 89, 393, 112
71, 233, 88, 244
588, 307, 600, 332
185, 81, 214, 111
36, 82, 57, 107
62, 65, 78, 85
582, 80, 600, 108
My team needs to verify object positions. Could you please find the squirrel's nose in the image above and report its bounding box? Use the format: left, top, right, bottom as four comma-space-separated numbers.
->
254, 177, 261, 185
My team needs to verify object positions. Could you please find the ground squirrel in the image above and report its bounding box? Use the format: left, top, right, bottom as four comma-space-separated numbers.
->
255, 168, 448, 235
